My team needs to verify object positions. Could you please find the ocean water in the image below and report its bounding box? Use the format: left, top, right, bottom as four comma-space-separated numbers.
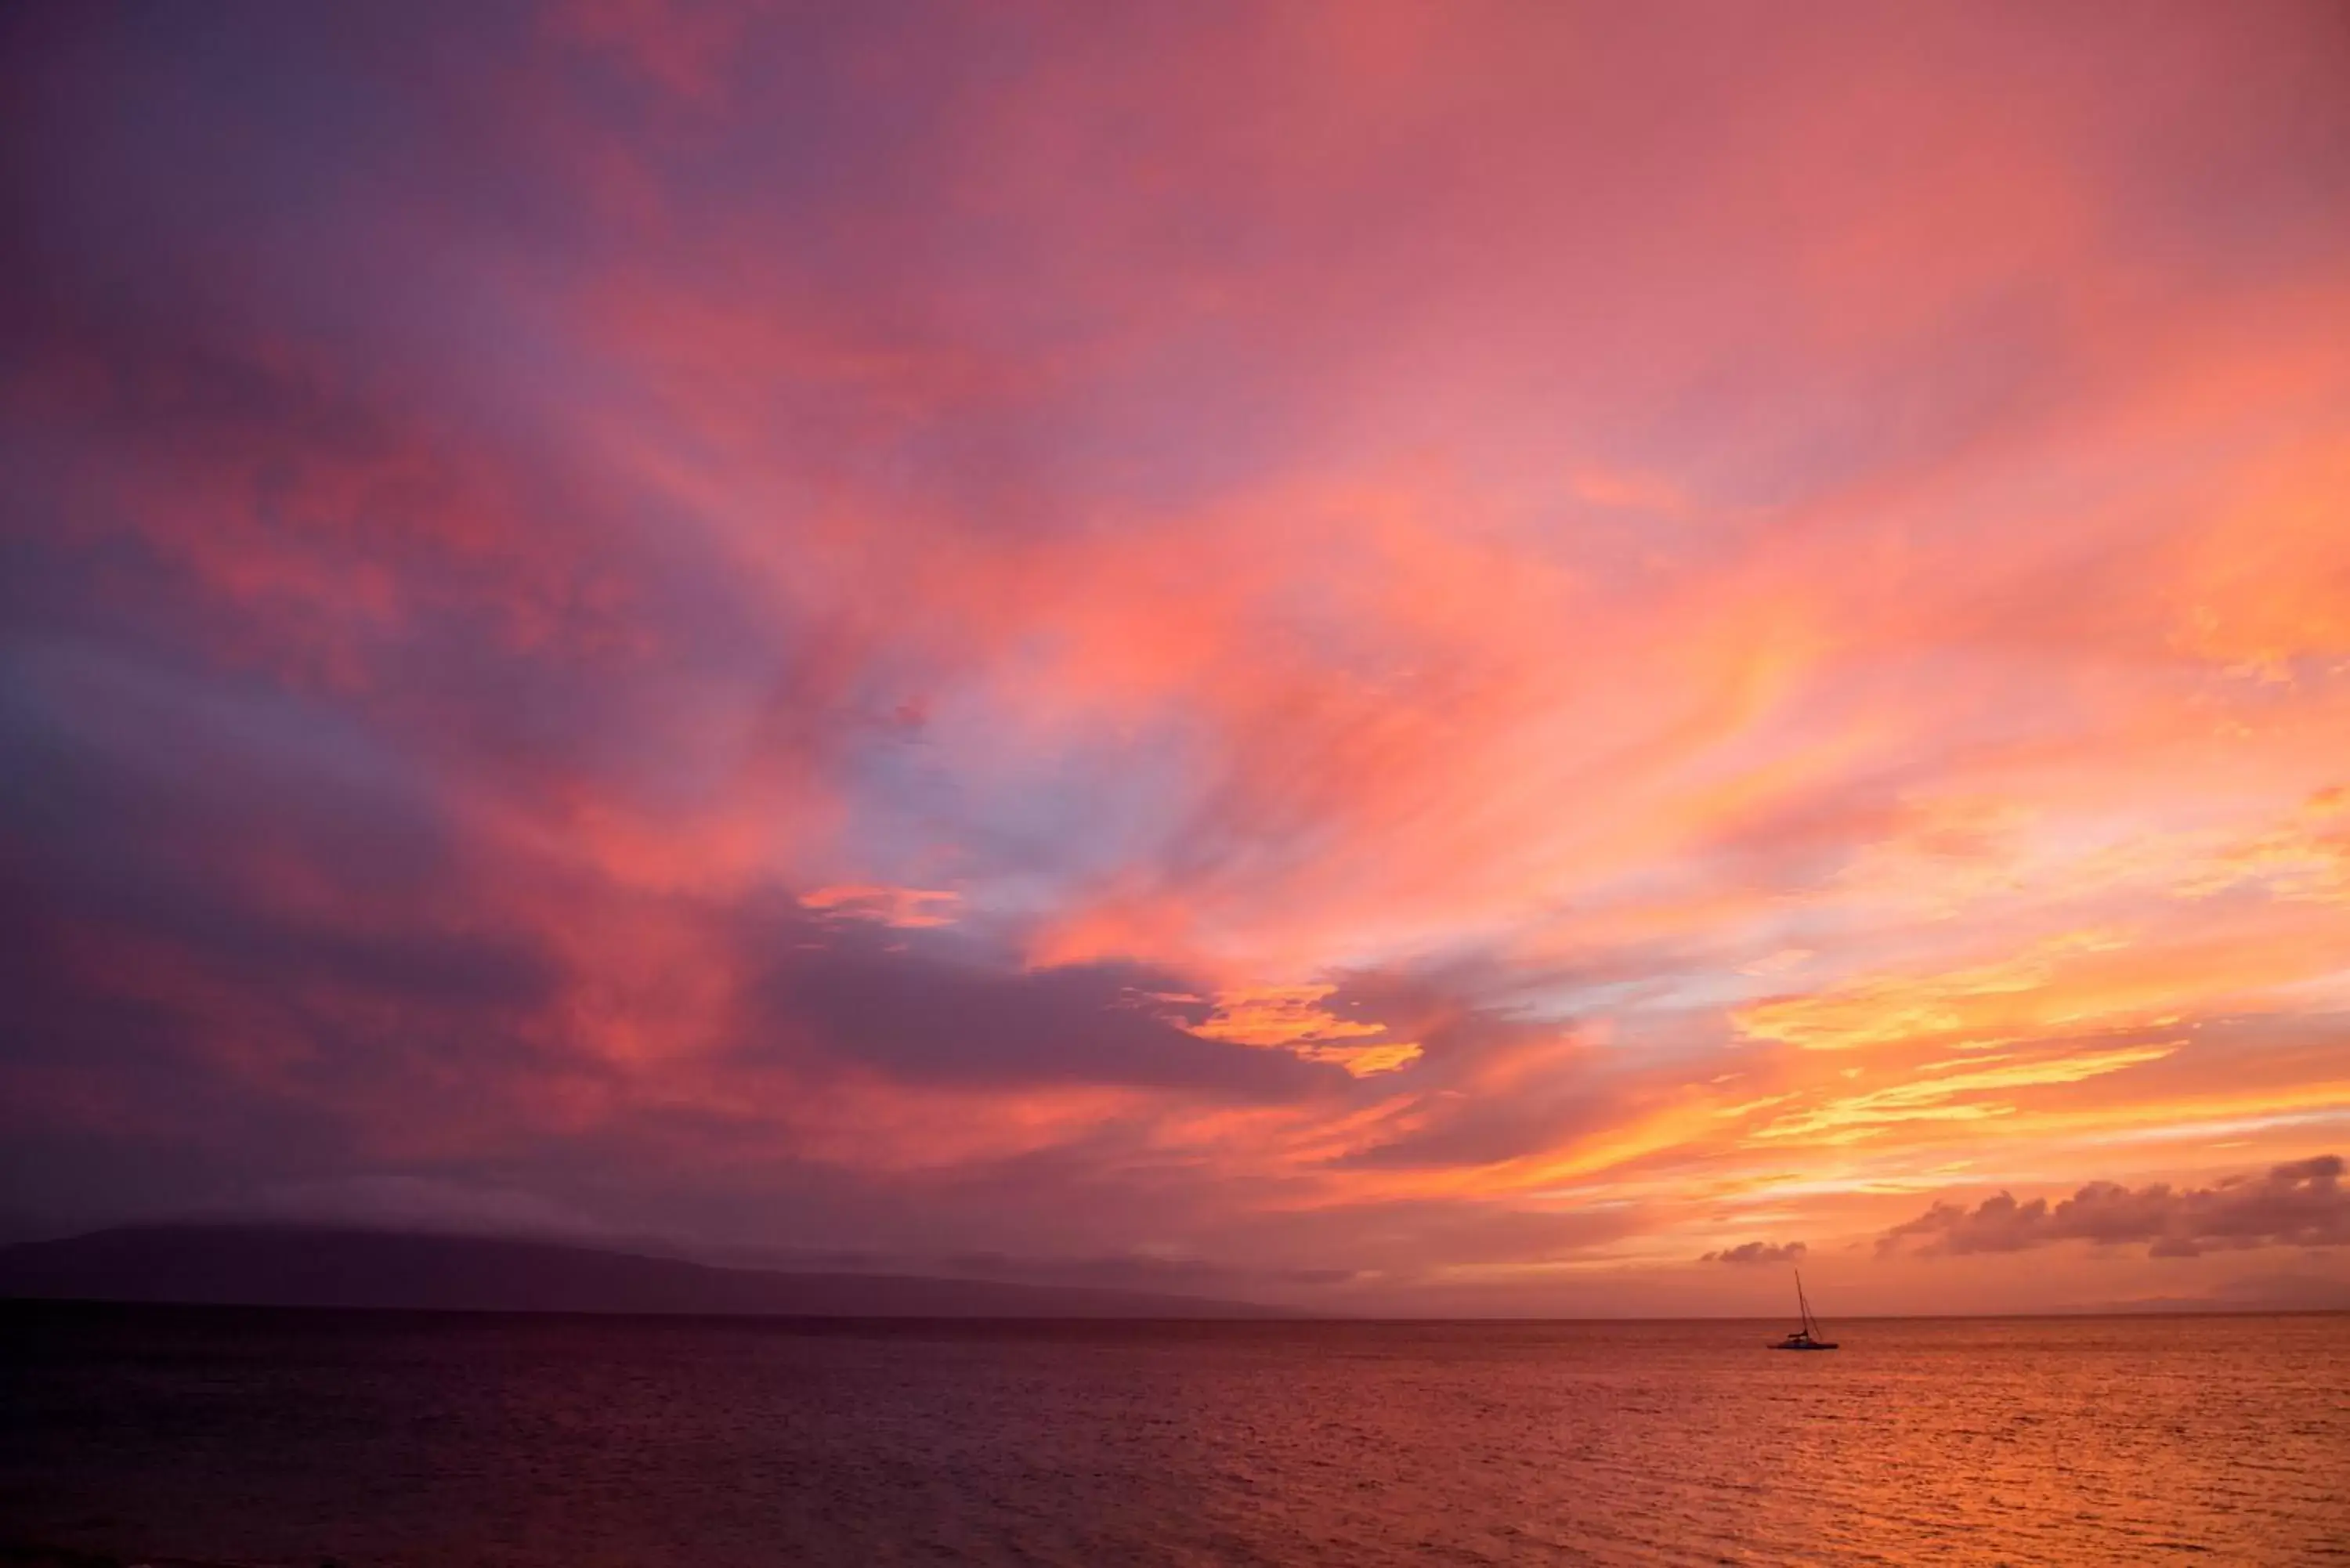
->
2, 1306, 2345, 1566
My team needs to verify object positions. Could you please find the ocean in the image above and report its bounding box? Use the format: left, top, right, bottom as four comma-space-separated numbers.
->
3, 1305, 2345, 1566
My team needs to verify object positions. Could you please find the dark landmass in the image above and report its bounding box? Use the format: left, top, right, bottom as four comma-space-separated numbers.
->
2067, 1271, 2350, 1315
0, 1224, 1292, 1319
2, 1545, 250, 1568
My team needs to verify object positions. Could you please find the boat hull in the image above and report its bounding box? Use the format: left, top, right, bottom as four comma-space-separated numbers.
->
1770, 1341, 1838, 1350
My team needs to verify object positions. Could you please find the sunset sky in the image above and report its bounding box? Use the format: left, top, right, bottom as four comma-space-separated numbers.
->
5, 0, 2348, 1315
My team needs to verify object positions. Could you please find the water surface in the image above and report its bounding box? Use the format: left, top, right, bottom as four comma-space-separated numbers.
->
4, 1306, 2345, 1565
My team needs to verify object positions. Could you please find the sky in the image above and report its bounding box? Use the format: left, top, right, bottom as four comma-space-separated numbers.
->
3, 0, 2348, 1317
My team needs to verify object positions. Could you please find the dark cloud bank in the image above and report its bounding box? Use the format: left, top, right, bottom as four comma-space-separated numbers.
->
1701, 1240, 1807, 1266
1878, 1155, 2348, 1259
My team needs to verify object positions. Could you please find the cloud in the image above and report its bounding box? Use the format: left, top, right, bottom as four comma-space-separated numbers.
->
4, 0, 2350, 1313
1749, 1040, 2180, 1144
1734, 931, 2139, 1054
1178, 983, 1422, 1077
750, 921, 1341, 1097
1878, 1156, 2350, 1259
1701, 1240, 1809, 1266
798, 885, 963, 929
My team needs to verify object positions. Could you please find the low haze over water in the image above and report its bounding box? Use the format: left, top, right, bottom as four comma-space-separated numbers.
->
5, 1306, 2345, 1566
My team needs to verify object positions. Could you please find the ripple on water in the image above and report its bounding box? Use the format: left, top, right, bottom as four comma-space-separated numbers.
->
2, 1310, 2347, 1566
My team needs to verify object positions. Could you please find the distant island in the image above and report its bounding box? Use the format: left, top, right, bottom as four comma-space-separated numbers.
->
0, 1225, 1294, 1320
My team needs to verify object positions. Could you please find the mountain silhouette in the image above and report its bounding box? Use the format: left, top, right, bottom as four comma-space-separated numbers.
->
0, 1225, 1292, 1318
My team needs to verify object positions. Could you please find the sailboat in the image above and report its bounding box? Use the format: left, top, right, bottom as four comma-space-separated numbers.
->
1770, 1269, 1838, 1350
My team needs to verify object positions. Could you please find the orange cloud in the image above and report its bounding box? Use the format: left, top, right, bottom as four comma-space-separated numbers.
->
1181, 985, 1422, 1078
799, 886, 964, 930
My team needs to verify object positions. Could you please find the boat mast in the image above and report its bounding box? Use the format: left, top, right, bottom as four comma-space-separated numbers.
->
1795, 1269, 1813, 1337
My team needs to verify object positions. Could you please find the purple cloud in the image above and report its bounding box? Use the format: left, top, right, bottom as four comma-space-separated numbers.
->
1878, 1156, 2350, 1259
1701, 1240, 1807, 1266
